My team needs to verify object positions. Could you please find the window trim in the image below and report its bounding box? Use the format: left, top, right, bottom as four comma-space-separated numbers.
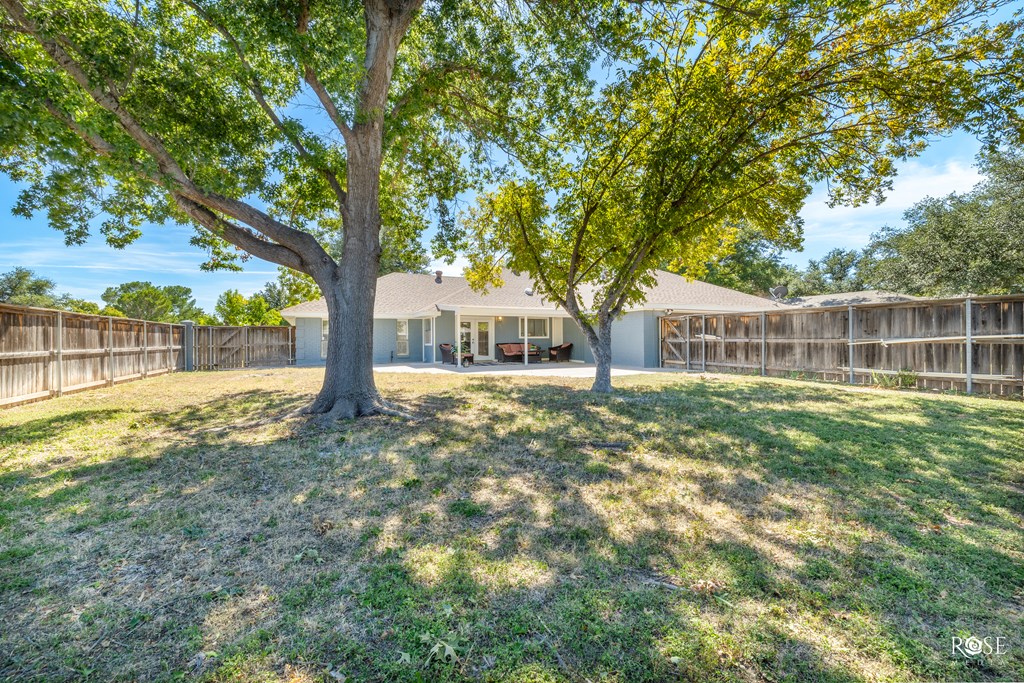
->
519, 317, 549, 338
423, 318, 433, 346
396, 318, 410, 357
321, 318, 329, 359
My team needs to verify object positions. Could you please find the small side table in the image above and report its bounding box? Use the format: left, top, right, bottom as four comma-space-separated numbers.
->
460, 353, 475, 367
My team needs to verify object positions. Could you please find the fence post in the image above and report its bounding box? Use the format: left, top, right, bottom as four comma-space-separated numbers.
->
55, 311, 63, 397
142, 320, 148, 378
108, 316, 115, 386
167, 323, 173, 373
244, 326, 249, 368
965, 298, 973, 394
701, 314, 707, 372
760, 311, 767, 376
182, 321, 195, 371
847, 305, 855, 384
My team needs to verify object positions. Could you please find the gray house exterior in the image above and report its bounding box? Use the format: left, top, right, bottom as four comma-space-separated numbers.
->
281, 270, 787, 368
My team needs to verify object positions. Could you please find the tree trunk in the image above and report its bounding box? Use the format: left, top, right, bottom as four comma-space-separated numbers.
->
586, 316, 614, 393
305, 128, 386, 419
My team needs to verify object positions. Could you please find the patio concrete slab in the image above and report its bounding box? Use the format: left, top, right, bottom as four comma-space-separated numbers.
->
373, 362, 656, 378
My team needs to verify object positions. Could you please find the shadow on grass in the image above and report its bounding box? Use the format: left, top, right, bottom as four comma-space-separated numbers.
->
1, 377, 1022, 682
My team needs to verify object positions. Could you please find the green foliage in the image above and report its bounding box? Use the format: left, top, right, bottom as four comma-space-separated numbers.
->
863, 151, 1024, 295
101, 282, 206, 322
0, 0, 599, 275
256, 267, 321, 310
678, 226, 800, 296
788, 249, 868, 297
0, 267, 58, 308
447, 1, 1024, 371
214, 289, 284, 326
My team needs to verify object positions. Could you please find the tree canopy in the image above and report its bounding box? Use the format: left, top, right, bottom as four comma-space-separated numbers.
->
448, 1, 1024, 391
863, 151, 1024, 295
215, 289, 285, 326
101, 281, 207, 322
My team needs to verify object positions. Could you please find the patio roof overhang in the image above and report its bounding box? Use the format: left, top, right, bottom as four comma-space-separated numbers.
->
434, 304, 572, 318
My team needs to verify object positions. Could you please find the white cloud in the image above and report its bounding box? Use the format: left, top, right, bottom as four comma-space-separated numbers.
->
792, 158, 983, 261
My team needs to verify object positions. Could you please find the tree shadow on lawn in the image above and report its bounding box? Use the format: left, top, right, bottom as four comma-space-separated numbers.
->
0, 378, 1021, 682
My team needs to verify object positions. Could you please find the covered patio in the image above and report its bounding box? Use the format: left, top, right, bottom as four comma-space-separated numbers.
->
373, 362, 657, 378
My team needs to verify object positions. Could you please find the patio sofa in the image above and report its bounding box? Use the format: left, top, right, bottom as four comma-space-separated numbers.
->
496, 342, 543, 363
547, 342, 573, 362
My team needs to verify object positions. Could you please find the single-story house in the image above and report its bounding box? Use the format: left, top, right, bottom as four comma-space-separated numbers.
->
280, 269, 788, 368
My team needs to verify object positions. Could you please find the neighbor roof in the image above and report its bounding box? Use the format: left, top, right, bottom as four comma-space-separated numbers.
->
786, 290, 923, 307
279, 269, 787, 320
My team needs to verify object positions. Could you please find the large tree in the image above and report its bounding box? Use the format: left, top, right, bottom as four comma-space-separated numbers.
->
863, 151, 1024, 295
101, 281, 207, 322
1, 0, 595, 418
787, 248, 867, 297
0, 266, 58, 307
450, 1, 1023, 392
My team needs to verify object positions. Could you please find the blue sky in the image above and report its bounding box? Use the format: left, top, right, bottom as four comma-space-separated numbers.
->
0, 131, 984, 311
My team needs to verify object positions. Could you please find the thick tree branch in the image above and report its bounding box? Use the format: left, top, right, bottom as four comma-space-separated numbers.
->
181, 0, 348, 209
174, 195, 309, 272
3, 0, 338, 269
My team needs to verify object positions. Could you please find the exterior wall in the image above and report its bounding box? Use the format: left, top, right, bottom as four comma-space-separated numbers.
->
294, 317, 325, 365
559, 318, 594, 363
436, 311, 456, 355
610, 311, 660, 368
372, 318, 423, 364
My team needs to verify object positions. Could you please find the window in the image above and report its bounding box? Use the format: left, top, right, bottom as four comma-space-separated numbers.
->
519, 317, 549, 338
396, 319, 410, 356
423, 318, 433, 345
321, 319, 329, 359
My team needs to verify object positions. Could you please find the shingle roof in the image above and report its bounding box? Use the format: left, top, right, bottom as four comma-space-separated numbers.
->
279, 269, 786, 319
786, 290, 923, 308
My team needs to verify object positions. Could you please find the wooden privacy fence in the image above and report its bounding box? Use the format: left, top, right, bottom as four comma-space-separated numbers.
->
1, 303, 295, 408
660, 295, 1024, 396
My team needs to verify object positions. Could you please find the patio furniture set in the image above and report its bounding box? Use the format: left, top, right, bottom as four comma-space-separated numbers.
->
439, 342, 573, 367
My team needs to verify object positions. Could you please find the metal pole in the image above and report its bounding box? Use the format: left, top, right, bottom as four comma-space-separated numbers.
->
965, 298, 973, 394
760, 311, 767, 376
701, 314, 707, 372
108, 316, 115, 386
55, 311, 63, 397
848, 305, 855, 384
685, 317, 691, 371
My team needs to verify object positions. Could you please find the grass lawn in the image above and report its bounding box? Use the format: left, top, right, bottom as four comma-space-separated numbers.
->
1, 369, 1022, 682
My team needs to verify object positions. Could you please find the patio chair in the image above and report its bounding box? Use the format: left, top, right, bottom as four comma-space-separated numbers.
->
547, 342, 573, 362
439, 343, 456, 365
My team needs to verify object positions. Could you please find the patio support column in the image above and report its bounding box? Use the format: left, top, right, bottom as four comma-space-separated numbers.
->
523, 316, 529, 366
455, 310, 461, 367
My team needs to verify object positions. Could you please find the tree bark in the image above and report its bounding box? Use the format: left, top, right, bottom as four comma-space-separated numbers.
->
305, 127, 387, 419
576, 314, 613, 393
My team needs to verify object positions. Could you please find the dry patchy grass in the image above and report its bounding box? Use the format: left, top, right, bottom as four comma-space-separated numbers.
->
1, 368, 1022, 682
